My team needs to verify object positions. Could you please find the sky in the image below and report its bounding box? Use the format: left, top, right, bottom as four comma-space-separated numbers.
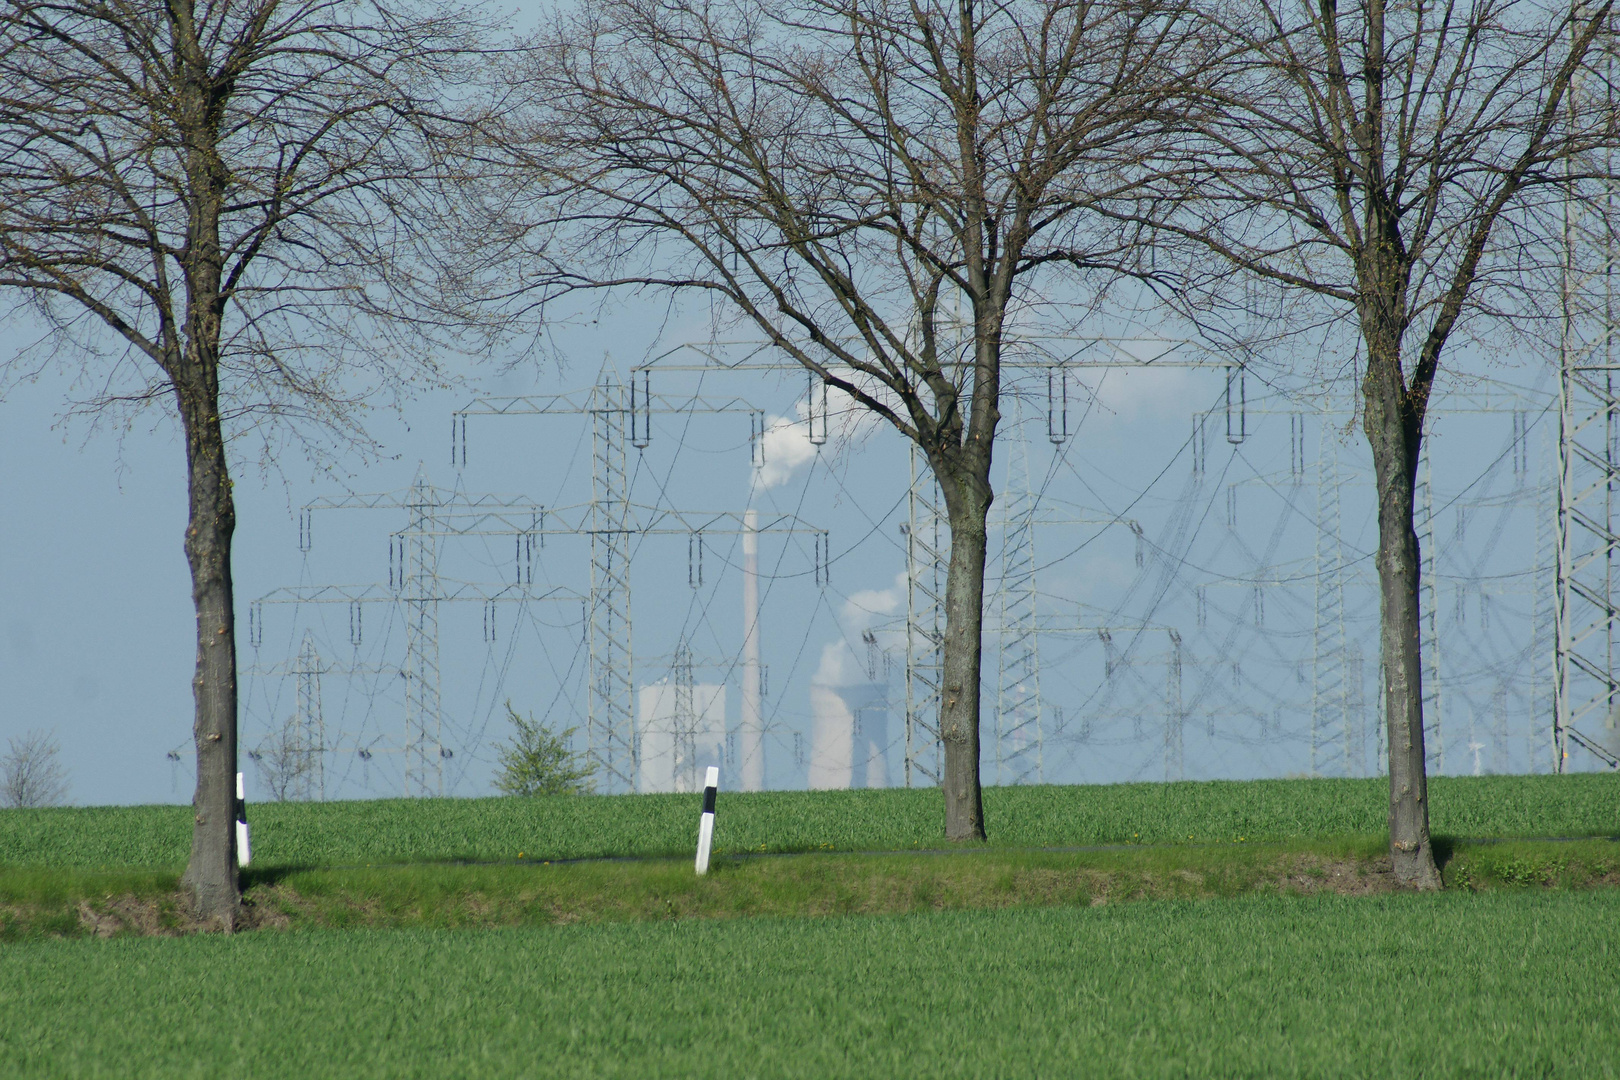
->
0, 0, 1602, 808
2, 294, 1578, 808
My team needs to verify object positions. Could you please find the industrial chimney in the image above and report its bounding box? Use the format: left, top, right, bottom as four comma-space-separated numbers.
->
739, 508, 764, 790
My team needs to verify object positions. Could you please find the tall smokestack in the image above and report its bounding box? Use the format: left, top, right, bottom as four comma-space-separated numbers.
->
740, 508, 764, 791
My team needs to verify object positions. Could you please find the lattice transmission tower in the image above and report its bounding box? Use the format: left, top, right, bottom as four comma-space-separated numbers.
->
1554, 32, 1620, 770
291, 631, 326, 801
995, 424, 1043, 785
903, 444, 946, 787
253, 473, 581, 797
454, 368, 830, 792
1310, 404, 1353, 777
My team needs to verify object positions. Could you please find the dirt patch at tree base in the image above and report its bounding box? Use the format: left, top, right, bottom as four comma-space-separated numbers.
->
62, 892, 294, 938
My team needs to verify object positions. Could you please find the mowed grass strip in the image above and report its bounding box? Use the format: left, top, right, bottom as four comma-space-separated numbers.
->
5, 838, 1616, 939
2, 890, 1616, 1079
2, 772, 1615, 871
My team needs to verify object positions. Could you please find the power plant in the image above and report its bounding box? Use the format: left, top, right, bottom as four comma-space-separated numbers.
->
234, 343, 1619, 799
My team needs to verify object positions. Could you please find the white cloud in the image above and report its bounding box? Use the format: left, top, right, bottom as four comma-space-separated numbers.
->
812, 640, 858, 686
754, 366, 895, 490
811, 571, 908, 687
756, 413, 821, 489
841, 571, 906, 630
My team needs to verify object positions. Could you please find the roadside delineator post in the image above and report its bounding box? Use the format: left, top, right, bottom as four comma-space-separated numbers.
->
235, 771, 252, 868
695, 766, 719, 875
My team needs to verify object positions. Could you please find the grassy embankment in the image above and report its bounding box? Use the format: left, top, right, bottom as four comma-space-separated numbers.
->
0, 773, 1614, 936
3, 772, 1615, 868
4, 890, 1617, 1078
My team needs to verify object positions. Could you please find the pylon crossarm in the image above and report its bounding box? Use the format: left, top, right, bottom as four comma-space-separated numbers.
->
637, 335, 1225, 373
304, 490, 543, 513
624, 506, 826, 535
457, 389, 761, 417
254, 584, 580, 605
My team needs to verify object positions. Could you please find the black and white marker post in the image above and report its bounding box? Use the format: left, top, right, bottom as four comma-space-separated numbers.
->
235, 771, 251, 868
695, 766, 719, 875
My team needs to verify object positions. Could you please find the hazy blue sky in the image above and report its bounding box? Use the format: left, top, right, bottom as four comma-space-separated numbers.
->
0, 294, 1570, 808
0, 0, 1589, 808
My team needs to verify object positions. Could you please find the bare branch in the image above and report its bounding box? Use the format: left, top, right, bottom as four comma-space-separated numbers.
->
477, 0, 1212, 840
1, 730, 69, 809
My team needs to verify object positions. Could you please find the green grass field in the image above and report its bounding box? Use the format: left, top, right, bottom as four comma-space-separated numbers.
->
2, 775, 1616, 1076
3, 889, 1615, 1078
7, 836, 1617, 939
2, 772, 1614, 871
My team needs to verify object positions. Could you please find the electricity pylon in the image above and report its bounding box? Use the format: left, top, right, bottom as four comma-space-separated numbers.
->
1555, 54, 1620, 769
455, 370, 830, 791
256, 473, 581, 797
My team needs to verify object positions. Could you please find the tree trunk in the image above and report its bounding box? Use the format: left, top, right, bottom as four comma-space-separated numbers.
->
171, 40, 242, 926
936, 469, 991, 841
177, 388, 242, 927
1363, 353, 1443, 890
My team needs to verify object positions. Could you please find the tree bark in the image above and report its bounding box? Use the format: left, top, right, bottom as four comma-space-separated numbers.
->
176, 387, 241, 927
175, 44, 241, 922
936, 464, 992, 841
1362, 344, 1443, 891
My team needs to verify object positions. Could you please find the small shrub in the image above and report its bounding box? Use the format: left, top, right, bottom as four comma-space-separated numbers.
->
1495, 856, 1562, 888
493, 702, 596, 797
1447, 861, 1475, 891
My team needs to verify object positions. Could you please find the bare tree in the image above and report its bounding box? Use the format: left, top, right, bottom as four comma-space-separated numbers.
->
1, 729, 69, 809
490, 0, 1202, 839
0, 0, 495, 925
1137, 0, 1616, 884
250, 717, 314, 802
